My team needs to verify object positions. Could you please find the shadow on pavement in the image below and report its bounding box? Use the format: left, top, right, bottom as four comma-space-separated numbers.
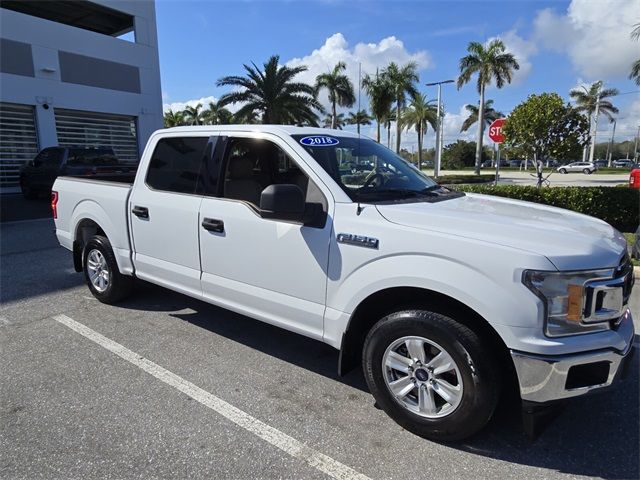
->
1, 194, 52, 223
118, 281, 639, 480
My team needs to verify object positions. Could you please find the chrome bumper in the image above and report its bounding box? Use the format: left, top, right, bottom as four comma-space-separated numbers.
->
511, 313, 635, 403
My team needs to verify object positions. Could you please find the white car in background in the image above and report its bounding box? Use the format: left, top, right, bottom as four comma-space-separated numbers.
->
557, 162, 597, 174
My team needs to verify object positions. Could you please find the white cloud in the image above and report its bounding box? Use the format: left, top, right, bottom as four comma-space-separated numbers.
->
489, 30, 537, 85
533, 0, 640, 79
286, 33, 432, 110
163, 96, 218, 113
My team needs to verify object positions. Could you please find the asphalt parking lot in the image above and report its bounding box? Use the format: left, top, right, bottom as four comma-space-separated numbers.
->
1, 216, 638, 480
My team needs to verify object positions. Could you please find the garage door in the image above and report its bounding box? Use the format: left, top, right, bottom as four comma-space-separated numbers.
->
55, 109, 138, 164
0, 102, 39, 188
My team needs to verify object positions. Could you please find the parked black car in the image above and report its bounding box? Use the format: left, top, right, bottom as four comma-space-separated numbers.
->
19, 146, 136, 198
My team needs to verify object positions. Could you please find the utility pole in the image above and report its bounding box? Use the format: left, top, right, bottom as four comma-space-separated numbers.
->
588, 88, 601, 163
426, 79, 454, 178
635, 125, 640, 162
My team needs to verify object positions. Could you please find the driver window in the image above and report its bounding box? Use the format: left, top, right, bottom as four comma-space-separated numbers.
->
222, 138, 310, 208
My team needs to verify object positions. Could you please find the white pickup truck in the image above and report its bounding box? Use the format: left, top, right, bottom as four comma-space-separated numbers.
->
53, 126, 635, 441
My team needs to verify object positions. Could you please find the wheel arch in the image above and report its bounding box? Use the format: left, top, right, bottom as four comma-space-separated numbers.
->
338, 286, 516, 392
72, 218, 107, 272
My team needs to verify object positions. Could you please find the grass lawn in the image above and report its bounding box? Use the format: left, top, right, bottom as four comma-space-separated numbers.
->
623, 232, 639, 267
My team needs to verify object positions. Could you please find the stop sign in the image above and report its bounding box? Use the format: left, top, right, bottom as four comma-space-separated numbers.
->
488, 118, 506, 143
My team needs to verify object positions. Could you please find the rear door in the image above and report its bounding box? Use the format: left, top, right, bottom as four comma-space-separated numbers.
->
129, 134, 216, 297
198, 132, 333, 340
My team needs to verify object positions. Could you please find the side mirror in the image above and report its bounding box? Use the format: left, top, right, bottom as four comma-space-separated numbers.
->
259, 184, 305, 223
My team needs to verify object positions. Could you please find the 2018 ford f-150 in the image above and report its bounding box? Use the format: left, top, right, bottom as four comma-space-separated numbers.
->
52, 126, 635, 441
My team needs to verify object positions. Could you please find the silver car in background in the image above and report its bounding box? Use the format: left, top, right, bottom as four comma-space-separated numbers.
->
557, 161, 597, 174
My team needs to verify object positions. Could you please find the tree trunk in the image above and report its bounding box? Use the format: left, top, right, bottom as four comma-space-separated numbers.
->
376, 119, 381, 142
417, 125, 423, 168
357, 121, 361, 135
474, 84, 485, 175
395, 99, 401, 154
387, 122, 391, 148
331, 101, 337, 130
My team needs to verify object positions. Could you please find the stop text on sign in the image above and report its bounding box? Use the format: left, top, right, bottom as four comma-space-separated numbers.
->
489, 118, 506, 143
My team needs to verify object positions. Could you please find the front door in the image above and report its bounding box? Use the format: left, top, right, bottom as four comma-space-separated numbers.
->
198, 133, 333, 340
129, 134, 215, 297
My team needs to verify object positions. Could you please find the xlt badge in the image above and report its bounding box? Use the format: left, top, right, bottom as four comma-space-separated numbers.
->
336, 233, 379, 250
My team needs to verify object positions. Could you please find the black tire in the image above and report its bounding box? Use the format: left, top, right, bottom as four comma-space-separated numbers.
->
583, 168, 591, 175
363, 310, 500, 441
20, 178, 37, 199
83, 235, 133, 304
559, 168, 567, 174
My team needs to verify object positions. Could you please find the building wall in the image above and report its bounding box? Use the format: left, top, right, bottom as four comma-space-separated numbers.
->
0, 0, 163, 190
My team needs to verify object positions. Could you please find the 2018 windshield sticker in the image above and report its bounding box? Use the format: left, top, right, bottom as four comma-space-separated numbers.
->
299, 136, 339, 147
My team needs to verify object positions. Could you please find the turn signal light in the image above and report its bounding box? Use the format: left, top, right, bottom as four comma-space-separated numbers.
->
51, 191, 58, 219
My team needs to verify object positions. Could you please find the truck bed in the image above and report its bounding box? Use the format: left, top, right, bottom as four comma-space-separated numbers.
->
53, 176, 134, 274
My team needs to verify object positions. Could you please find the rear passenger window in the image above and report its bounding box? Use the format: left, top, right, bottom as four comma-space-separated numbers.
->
146, 137, 211, 194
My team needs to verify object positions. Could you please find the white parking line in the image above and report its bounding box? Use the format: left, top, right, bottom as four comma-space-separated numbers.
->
53, 314, 370, 480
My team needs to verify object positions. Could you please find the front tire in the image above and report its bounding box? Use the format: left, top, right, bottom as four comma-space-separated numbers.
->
83, 235, 133, 304
363, 310, 500, 441
559, 168, 567, 174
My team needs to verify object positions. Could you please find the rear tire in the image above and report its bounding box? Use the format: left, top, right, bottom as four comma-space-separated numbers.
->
363, 310, 500, 441
583, 168, 591, 175
83, 235, 133, 304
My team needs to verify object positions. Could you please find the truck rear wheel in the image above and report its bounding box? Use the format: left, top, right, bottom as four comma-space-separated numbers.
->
83, 235, 133, 304
362, 310, 500, 441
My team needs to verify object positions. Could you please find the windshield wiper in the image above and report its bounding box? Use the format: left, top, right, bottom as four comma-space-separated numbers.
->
356, 188, 440, 198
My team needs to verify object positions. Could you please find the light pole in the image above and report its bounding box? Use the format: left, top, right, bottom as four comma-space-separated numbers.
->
426, 79, 454, 177
635, 125, 640, 162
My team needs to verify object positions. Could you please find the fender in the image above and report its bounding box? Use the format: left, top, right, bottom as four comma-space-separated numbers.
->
71, 199, 134, 274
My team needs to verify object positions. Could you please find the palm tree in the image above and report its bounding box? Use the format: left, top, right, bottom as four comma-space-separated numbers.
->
570, 80, 619, 161
202, 100, 232, 125
315, 62, 355, 129
383, 109, 396, 149
346, 109, 373, 134
629, 23, 640, 86
163, 109, 185, 128
381, 62, 419, 153
216, 55, 323, 126
183, 103, 204, 125
362, 72, 393, 143
401, 94, 437, 167
323, 112, 346, 129
457, 39, 520, 174
460, 99, 504, 132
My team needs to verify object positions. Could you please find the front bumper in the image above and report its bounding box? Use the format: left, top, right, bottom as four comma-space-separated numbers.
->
511, 310, 635, 403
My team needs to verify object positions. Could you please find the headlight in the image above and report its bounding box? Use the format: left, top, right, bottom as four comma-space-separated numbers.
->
523, 269, 615, 337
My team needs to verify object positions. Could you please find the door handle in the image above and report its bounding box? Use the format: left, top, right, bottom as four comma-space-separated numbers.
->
132, 205, 149, 218
202, 217, 224, 233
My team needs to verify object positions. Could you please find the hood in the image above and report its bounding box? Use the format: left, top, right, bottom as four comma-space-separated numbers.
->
376, 193, 627, 271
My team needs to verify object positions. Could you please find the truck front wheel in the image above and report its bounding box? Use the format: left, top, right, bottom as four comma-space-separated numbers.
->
362, 310, 500, 441
83, 235, 133, 304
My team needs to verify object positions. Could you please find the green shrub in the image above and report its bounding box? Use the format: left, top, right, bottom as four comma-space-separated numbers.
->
452, 185, 639, 232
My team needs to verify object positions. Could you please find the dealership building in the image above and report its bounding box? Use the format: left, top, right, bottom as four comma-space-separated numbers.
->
0, 0, 163, 192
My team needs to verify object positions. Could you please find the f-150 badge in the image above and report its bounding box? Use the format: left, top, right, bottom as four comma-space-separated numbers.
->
337, 233, 379, 249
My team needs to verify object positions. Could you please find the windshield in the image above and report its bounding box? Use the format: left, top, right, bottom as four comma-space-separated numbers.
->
292, 135, 441, 201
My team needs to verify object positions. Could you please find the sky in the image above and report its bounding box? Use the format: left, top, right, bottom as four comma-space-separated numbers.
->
156, 0, 640, 151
